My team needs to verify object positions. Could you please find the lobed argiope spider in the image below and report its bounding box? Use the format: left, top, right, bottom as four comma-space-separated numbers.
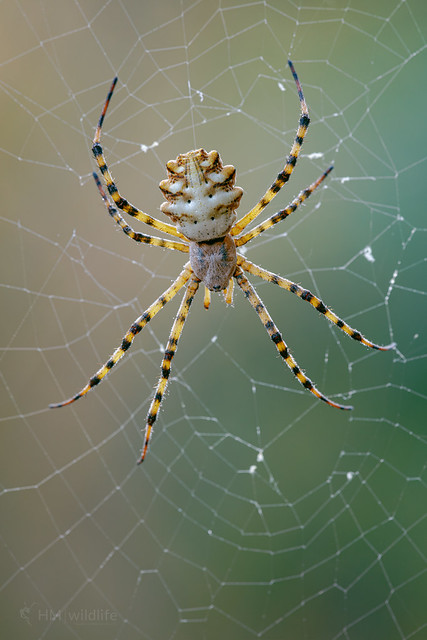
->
50, 61, 393, 464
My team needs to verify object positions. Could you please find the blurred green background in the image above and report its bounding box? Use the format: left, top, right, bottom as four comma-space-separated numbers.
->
1, 1, 426, 638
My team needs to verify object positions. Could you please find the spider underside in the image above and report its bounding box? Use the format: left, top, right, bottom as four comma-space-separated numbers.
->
50, 61, 393, 464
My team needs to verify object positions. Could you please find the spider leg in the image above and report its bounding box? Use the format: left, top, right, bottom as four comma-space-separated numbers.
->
92, 77, 184, 239
239, 257, 394, 351
232, 60, 310, 237
203, 287, 211, 310
49, 263, 193, 409
223, 278, 234, 305
236, 166, 333, 247
93, 172, 189, 253
234, 267, 353, 410
138, 275, 200, 463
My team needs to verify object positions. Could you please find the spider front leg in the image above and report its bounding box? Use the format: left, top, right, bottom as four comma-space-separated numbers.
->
234, 267, 353, 410
49, 264, 192, 409
138, 275, 200, 464
239, 257, 394, 351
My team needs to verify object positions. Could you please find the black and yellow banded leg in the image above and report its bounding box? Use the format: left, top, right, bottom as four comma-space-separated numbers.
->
138, 275, 200, 464
93, 172, 189, 253
234, 267, 353, 410
92, 76, 183, 239
239, 258, 394, 351
236, 166, 333, 247
232, 60, 310, 237
49, 263, 193, 409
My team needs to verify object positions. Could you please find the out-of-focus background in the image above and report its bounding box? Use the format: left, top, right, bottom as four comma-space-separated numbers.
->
1, 1, 426, 638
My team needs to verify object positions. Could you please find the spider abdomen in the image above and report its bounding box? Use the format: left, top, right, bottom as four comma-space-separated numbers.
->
189, 234, 237, 291
159, 148, 243, 242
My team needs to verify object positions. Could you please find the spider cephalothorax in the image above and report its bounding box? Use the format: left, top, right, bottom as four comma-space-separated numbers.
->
50, 61, 393, 464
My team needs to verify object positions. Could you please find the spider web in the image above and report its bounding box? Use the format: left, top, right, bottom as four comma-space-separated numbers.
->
1, 1, 426, 638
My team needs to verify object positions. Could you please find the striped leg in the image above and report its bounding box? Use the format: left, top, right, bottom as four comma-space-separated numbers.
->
231, 60, 310, 237
93, 172, 189, 253
234, 267, 353, 410
92, 76, 183, 239
236, 166, 333, 247
49, 263, 192, 409
138, 275, 200, 463
239, 258, 394, 351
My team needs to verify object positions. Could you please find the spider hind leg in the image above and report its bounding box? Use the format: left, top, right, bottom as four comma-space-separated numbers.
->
232, 60, 310, 237
91, 76, 182, 238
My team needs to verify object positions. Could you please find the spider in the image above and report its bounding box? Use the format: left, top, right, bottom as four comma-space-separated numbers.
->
50, 61, 393, 464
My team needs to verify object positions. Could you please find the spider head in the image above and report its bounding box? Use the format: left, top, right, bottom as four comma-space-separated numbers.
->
159, 148, 243, 242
